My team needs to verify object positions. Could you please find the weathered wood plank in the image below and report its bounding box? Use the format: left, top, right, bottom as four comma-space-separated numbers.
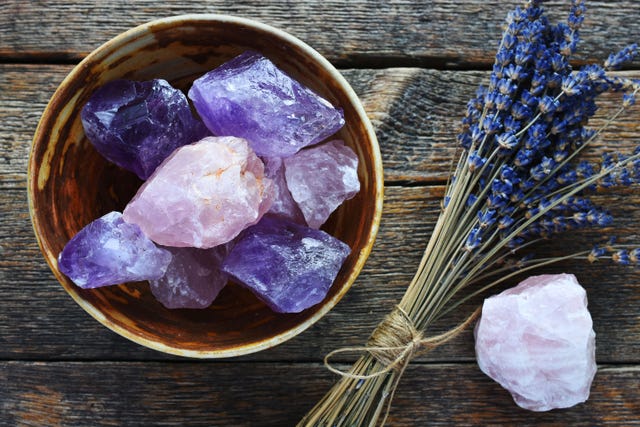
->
4, 65, 640, 183
1, 361, 639, 425
389, 364, 640, 426
2, 1, 640, 68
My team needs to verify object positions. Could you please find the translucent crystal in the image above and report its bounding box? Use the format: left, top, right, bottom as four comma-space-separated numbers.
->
284, 140, 360, 228
188, 51, 345, 157
475, 273, 597, 411
123, 136, 274, 248
262, 156, 305, 224
81, 79, 209, 179
221, 216, 351, 313
150, 245, 229, 309
58, 211, 172, 288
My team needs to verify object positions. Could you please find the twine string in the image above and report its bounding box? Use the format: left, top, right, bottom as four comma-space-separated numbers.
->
323, 306, 481, 425
324, 306, 481, 378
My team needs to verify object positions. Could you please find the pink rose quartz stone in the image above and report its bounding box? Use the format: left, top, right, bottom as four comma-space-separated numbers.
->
474, 273, 596, 412
284, 140, 360, 229
150, 245, 229, 309
123, 136, 274, 248
262, 156, 305, 224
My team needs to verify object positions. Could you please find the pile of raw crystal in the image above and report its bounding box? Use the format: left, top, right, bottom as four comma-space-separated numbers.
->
58, 51, 360, 313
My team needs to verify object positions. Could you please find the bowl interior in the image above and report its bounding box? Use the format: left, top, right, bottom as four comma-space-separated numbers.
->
29, 15, 383, 357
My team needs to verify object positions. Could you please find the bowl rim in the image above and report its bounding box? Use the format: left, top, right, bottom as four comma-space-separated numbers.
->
28, 13, 384, 358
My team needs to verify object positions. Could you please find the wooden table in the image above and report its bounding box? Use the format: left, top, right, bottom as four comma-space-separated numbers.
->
2, 1, 640, 425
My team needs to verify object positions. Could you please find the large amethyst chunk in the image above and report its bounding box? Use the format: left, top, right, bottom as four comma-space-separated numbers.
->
221, 216, 351, 313
58, 211, 172, 289
81, 79, 209, 179
188, 51, 345, 157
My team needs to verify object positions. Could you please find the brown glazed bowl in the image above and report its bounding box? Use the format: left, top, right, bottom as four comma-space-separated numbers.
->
28, 15, 383, 357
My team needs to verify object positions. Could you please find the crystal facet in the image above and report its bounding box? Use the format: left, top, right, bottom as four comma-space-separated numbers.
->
284, 140, 360, 228
81, 79, 209, 180
123, 136, 274, 248
262, 156, 305, 224
188, 51, 345, 157
58, 211, 172, 289
474, 273, 596, 411
221, 216, 351, 313
150, 245, 229, 309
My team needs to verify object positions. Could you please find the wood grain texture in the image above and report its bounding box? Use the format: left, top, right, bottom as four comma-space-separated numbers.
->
4, 65, 640, 184
2, 1, 640, 68
1, 361, 639, 426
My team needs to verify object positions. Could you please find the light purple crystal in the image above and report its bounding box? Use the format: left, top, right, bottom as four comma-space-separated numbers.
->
221, 216, 351, 313
188, 51, 345, 157
475, 273, 596, 411
284, 140, 360, 228
262, 156, 306, 224
150, 246, 229, 309
58, 211, 172, 289
122, 136, 274, 249
81, 79, 209, 180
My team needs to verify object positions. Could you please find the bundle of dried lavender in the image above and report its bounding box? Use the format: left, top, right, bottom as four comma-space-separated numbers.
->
299, 1, 640, 425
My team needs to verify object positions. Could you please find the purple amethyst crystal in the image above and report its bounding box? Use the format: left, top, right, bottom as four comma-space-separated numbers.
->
188, 51, 345, 157
221, 216, 351, 313
262, 156, 306, 224
284, 140, 360, 228
58, 211, 172, 289
81, 79, 209, 180
150, 246, 229, 309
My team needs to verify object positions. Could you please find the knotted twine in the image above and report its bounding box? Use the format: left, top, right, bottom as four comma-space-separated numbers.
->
323, 305, 481, 425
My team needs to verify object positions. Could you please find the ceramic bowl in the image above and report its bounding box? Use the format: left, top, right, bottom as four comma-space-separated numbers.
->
28, 14, 383, 358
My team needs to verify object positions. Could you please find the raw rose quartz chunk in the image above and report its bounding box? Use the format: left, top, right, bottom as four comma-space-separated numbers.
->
284, 140, 360, 228
81, 79, 209, 180
262, 156, 305, 224
475, 273, 596, 411
188, 51, 345, 157
123, 136, 274, 248
58, 211, 172, 289
221, 216, 351, 313
150, 245, 229, 309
